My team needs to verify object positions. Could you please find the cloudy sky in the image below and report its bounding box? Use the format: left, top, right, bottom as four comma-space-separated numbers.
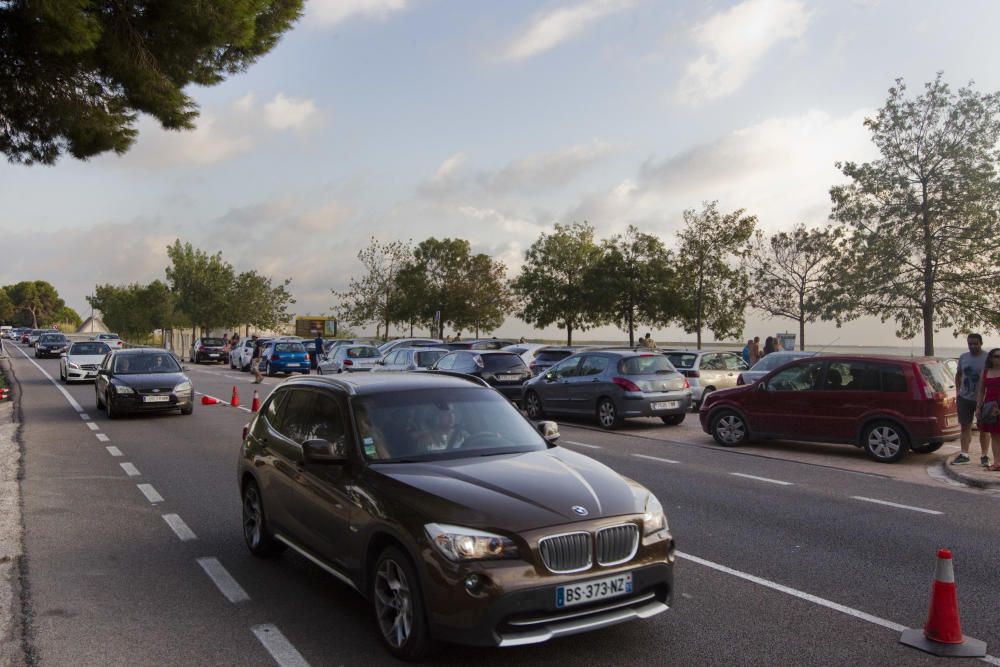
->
2, 0, 999, 349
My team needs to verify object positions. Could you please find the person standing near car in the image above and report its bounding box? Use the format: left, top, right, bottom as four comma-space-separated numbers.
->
975, 347, 1000, 470
954, 333, 990, 466
750, 336, 762, 364
742, 339, 754, 365
313, 334, 323, 370
250, 335, 263, 384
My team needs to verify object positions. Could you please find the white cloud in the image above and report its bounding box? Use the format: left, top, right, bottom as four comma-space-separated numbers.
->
678, 0, 810, 104
264, 93, 320, 130
432, 152, 467, 182
306, 0, 409, 27
502, 0, 634, 61
119, 112, 254, 168
481, 140, 614, 193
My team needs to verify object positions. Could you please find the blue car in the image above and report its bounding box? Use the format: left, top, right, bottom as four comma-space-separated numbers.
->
260, 341, 310, 376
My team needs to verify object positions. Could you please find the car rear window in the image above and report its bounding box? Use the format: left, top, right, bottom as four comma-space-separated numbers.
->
71, 342, 110, 355
346, 346, 380, 358
416, 350, 446, 367
201, 338, 225, 346
665, 353, 697, 369
620, 355, 677, 375
482, 354, 528, 371
919, 362, 954, 393
274, 343, 306, 353
535, 350, 573, 363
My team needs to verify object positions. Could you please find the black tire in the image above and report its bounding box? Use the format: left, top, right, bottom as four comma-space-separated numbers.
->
180, 404, 193, 416
911, 441, 944, 454
193, 353, 200, 364
242, 479, 286, 557
660, 414, 685, 426
861, 420, 909, 463
524, 391, 545, 419
265, 362, 275, 377
96, 389, 104, 410
60, 366, 67, 383
711, 409, 747, 446
372, 546, 432, 660
105, 393, 118, 420
241, 362, 250, 372
596, 397, 623, 430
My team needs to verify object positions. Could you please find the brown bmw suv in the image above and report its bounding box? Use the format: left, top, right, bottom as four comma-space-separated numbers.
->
238, 372, 674, 659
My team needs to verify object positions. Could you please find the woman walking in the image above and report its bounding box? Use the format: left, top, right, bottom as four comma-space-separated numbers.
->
976, 348, 1000, 470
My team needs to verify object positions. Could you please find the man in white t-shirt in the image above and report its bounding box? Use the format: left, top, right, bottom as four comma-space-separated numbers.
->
953, 333, 990, 466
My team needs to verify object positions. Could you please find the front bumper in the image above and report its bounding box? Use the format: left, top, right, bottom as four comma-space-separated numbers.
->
619, 391, 693, 417
36, 347, 66, 357
110, 392, 193, 413
65, 367, 99, 381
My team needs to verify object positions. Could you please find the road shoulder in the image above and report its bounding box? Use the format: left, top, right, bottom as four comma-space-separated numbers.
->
0, 358, 28, 667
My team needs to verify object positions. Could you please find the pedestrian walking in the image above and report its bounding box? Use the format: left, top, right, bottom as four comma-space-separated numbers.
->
976, 347, 1000, 470
313, 333, 323, 370
250, 335, 263, 384
953, 333, 990, 466
742, 339, 753, 365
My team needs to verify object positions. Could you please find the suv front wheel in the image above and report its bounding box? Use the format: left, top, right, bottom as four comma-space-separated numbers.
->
372, 547, 432, 660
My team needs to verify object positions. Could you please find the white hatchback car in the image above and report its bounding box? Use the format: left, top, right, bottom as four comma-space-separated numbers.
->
93, 333, 124, 349
60, 341, 112, 382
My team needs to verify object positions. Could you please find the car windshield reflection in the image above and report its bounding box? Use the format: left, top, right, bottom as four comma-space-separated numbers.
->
113, 353, 182, 374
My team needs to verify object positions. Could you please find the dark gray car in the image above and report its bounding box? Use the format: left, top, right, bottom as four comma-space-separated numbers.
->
371, 347, 448, 372
522, 350, 692, 429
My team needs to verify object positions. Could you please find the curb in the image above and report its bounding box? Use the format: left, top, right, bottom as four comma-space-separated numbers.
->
938, 460, 1000, 489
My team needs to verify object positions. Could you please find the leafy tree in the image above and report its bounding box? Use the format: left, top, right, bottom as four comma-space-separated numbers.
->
511, 222, 604, 345
233, 270, 295, 334
828, 75, 1000, 355
53, 305, 82, 329
0, 0, 303, 165
747, 224, 841, 350
333, 239, 412, 340
6, 280, 66, 327
165, 240, 235, 336
592, 225, 675, 346
0, 287, 13, 323
395, 238, 476, 339
673, 202, 757, 348
464, 253, 513, 338
88, 282, 171, 341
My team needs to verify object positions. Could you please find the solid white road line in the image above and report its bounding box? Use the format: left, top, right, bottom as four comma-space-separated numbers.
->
106, 446, 123, 457
137, 484, 163, 503
95, 433, 110, 443
197, 557, 250, 603
730, 472, 793, 486
564, 440, 602, 449
9, 345, 84, 412
119, 462, 140, 477
86, 422, 99, 431
850, 496, 943, 515
251, 624, 311, 667
162, 514, 197, 542
632, 453, 680, 464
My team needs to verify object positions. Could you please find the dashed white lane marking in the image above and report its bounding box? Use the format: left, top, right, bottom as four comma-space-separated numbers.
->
80, 413, 91, 420
564, 440, 602, 449
106, 446, 123, 457
120, 462, 141, 477
86, 422, 99, 431
197, 557, 250, 603
251, 624, 311, 667
137, 484, 163, 503
10, 346, 84, 411
162, 514, 197, 542
730, 472, 793, 486
632, 453, 680, 464
850, 496, 943, 515
95, 433, 110, 443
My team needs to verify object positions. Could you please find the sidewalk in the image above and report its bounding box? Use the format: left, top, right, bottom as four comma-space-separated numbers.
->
941, 457, 1000, 489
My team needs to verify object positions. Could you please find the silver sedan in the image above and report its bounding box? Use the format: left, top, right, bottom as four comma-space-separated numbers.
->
59, 341, 112, 382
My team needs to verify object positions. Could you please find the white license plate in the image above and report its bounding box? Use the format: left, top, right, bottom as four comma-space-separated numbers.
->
208, 353, 219, 357
556, 573, 632, 608
946, 415, 958, 427
143, 395, 171, 403
652, 401, 679, 410
498, 375, 521, 382
286, 363, 300, 367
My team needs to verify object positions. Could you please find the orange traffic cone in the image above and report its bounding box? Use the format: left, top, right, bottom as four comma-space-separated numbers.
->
230, 386, 240, 408
201, 395, 219, 405
250, 390, 261, 413
0, 388, 7, 400
900, 549, 987, 657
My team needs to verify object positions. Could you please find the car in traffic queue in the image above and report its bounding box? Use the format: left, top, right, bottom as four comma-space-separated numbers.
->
371, 346, 448, 372
59, 341, 112, 382
94, 332, 124, 349
432, 350, 531, 403
663, 349, 749, 410
34, 332, 70, 358
699, 355, 960, 463
377, 337, 444, 357
445, 338, 518, 351
317, 344, 382, 374
94, 348, 194, 418
190, 337, 228, 364
259, 340, 311, 377
237, 372, 674, 659
523, 350, 692, 429
27, 329, 55, 346
736, 350, 819, 385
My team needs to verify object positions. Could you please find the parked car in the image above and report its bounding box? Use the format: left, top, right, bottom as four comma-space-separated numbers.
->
445, 338, 517, 351
371, 346, 448, 372
237, 372, 674, 659
523, 350, 692, 429
94, 349, 194, 418
662, 349, 749, 410
318, 344, 382, 374
737, 351, 818, 385
526, 346, 580, 376
260, 341, 311, 377
377, 338, 443, 357
699, 355, 960, 463
34, 332, 70, 358
94, 332, 124, 349
190, 337, 228, 364
501, 342, 547, 366
432, 350, 531, 403
230, 337, 272, 371
60, 341, 112, 382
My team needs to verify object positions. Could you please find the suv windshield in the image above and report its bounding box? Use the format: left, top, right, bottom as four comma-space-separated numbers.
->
354, 388, 546, 462
113, 353, 182, 374
482, 354, 527, 371
71, 342, 110, 355
39, 334, 67, 343
620, 355, 676, 374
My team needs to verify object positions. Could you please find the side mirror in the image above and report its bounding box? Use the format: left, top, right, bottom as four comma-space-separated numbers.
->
302, 438, 348, 464
537, 420, 560, 444
97, 368, 108, 376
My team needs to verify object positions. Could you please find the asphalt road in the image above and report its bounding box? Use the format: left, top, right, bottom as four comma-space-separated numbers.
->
6, 343, 1000, 666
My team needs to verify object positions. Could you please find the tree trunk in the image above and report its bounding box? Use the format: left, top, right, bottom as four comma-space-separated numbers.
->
695, 267, 704, 349
921, 182, 935, 356
627, 307, 634, 347
799, 289, 805, 350
409, 320, 414, 337
567, 325, 573, 346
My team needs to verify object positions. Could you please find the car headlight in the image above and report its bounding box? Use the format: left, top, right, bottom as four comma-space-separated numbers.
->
113, 384, 135, 394
425, 523, 519, 561
68, 362, 80, 369
643, 495, 667, 536
174, 381, 192, 393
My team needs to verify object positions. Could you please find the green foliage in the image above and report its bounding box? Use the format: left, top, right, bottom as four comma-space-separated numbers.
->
333, 238, 413, 339
511, 222, 604, 345
87, 281, 174, 341
232, 270, 295, 332
673, 202, 757, 347
165, 240, 236, 333
748, 224, 841, 350
5, 280, 66, 328
53, 305, 82, 329
464, 253, 513, 338
0, 0, 303, 164
829, 74, 1000, 354
0, 287, 13, 323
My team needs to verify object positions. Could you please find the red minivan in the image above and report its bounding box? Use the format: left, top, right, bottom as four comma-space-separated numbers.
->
699, 355, 960, 463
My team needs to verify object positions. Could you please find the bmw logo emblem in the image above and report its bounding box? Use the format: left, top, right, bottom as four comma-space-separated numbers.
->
572, 506, 588, 516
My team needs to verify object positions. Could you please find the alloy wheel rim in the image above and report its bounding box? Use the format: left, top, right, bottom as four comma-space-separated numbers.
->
869, 427, 900, 458
374, 559, 412, 648
527, 393, 540, 417
243, 487, 261, 548
599, 401, 615, 426
718, 415, 744, 443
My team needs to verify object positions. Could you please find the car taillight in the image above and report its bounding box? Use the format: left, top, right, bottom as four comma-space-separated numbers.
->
344, 359, 353, 366
612, 377, 642, 392
271, 353, 279, 361
683, 377, 690, 389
